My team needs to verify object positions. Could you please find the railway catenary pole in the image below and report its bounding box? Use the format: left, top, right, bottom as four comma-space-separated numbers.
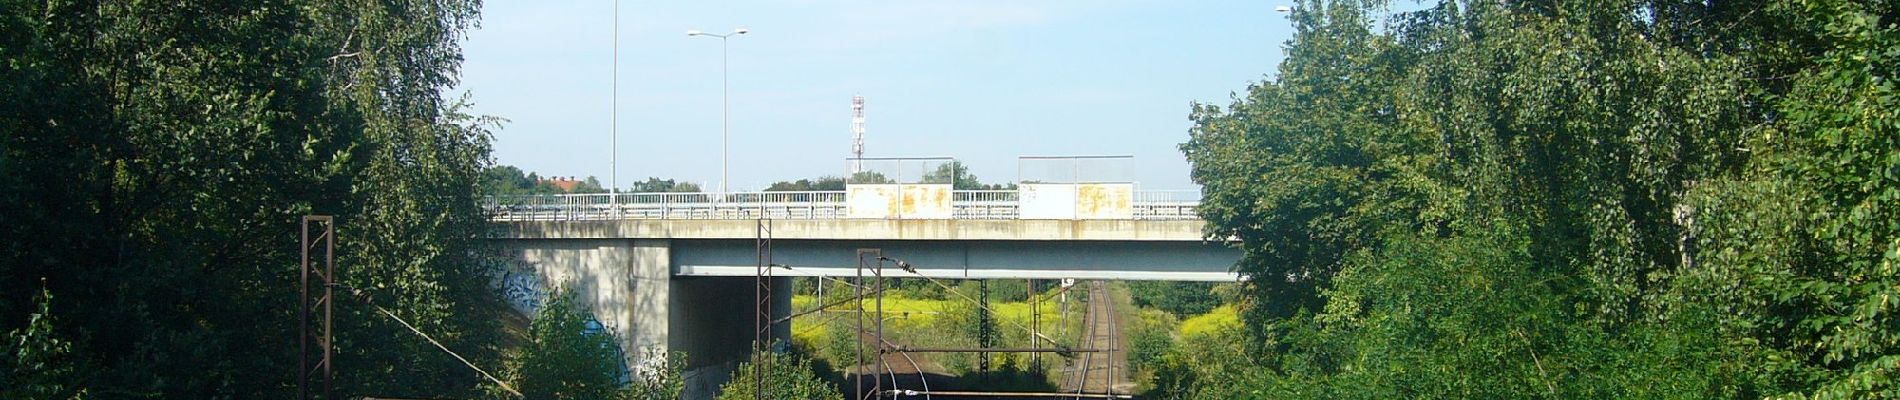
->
299, 216, 334, 400
753, 219, 774, 400
853, 249, 880, 400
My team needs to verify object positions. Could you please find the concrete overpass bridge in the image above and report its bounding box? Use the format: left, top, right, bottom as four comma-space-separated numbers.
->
483, 187, 1238, 398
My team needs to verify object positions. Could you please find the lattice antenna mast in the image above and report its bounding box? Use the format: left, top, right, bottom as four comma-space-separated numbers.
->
850, 95, 866, 173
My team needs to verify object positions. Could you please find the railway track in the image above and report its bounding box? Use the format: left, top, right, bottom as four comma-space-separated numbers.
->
1062, 282, 1131, 397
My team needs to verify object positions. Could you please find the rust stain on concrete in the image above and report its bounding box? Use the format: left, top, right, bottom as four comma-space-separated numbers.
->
1076, 184, 1132, 219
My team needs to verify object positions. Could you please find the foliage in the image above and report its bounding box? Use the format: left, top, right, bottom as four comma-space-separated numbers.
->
847, 171, 893, 184
766, 176, 847, 191
496, 291, 631, 400
1176, 0, 1900, 398
624, 348, 686, 400
1147, 324, 1253, 400
1685, 2, 1900, 396
893, 278, 949, 300
0, 287, 86, 400
575, 176, 607, 194
626, 177, 702, 193
819, 316, 863, 374
481, 165, 608, 195
984, 279, 1030, 303
953, 279, 1028, 303
792, 290, 1063, 379
1176, 305, 1240, 339
1128, 282, 1222, 317
483, 165, 543, 195
935, 356, 1057, 393
1126, 308, 1178, 381
0, 0, 504, 397
715, 346, 843, 400
922, 161, 1017, 190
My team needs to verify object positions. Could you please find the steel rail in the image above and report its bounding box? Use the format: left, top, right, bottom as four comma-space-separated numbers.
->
889, 347, 1104, 353
882, 390, 1133, 399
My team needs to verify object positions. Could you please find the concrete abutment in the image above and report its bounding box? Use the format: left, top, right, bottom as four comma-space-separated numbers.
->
494, 238, 789, 400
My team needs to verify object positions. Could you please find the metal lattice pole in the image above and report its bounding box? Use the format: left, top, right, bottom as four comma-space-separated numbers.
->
875, 257, 886, 400
754, 218, 773, 400
299, 216, 334, 400
853, 249, 872, 400
1029, 278, 1039, 372
978, 279, 992, 373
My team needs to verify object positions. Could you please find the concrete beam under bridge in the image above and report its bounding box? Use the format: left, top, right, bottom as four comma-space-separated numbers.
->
675, 239, 1240, 281
497, 219, 1217, 241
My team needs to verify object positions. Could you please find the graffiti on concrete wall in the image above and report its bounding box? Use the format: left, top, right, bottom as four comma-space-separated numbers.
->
491, 256, 547, 316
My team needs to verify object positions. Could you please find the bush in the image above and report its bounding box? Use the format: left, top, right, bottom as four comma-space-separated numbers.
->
624, 349, 685, 400
1, 287, 87, 400
1127, 282, 1221, 317
821, 317, 864, 373
495, 290, 680, 400
716, 347, 842, 400
1126, 309, 1177, 378
1145, 323, 1256, 400
1176, 305, 1240, 338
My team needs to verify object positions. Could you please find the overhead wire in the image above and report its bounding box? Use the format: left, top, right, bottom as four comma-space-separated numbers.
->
775, 271, 930, 399
788, 260, 1097, 399
336, 284, 522, 397
895, 268, 1073, 350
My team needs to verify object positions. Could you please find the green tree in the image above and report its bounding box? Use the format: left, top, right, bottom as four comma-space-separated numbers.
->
1172, 0, 1899, 398
0, 0, 504, 397
1680, 1, 1900, 396
628, 177, 702, 193
483, 165, 545, 195
1127, 282, 1221, 317
573, 176, 607, 194
846, 170, 894, 184
766, 176, 847, 191
624, 349, 686, 400
922, 161, 1016, 190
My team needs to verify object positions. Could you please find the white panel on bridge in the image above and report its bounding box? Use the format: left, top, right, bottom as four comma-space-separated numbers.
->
846, 184, 951, 219
1020, 183, 1133, 220
846, 184, 898, 218
1019, 183, 1076, 219
902, 184, 952, 219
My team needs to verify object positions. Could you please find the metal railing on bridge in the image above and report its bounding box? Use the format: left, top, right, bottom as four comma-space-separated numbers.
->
482, 190, 1200, 221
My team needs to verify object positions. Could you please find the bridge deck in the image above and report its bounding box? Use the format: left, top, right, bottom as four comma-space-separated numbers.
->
481, 190, 1200, 221
495, 219, 1215, 241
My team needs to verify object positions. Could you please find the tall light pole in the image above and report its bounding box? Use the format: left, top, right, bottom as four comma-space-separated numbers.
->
611, 0, 619, 196
687, 27, 748, 195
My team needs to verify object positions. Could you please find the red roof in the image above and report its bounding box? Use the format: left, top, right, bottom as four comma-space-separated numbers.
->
543, 178, 580, 192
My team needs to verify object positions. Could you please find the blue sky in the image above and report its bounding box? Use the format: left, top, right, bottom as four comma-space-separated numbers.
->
455, 1, 1299, 191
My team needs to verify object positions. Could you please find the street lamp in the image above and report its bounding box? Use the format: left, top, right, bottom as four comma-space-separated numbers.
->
687, 27, 748, 195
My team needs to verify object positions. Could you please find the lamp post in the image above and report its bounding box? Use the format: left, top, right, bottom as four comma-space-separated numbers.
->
687, 27, 748, 195
611, 0, 620, 216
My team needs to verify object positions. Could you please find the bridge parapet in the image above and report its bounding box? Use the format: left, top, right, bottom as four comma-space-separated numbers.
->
482, 190, 1200, 221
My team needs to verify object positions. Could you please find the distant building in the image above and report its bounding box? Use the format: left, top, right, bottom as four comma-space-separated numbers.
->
541, 176, 581, 193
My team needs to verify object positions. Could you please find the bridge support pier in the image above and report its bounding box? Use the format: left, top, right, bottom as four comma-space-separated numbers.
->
670, 275, 791, 398
495, 239, 790, 400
